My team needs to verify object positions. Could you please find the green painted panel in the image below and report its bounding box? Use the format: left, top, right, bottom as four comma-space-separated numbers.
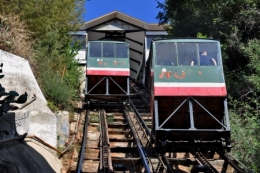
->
153, 66, 225, 83
87, 57, 129, 69
151, 39, 226, 83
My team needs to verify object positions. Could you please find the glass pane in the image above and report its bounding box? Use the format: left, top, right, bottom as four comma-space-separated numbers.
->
177, 43, 197, 66
103, 43, 114, 58
71, 35, 86, 49
156, 42, 177, 66
89, 42, 101, 57
146, 35, 163, 50
198, 43, 219, 66
116, 43, 128, 58
147, 37, 153, 49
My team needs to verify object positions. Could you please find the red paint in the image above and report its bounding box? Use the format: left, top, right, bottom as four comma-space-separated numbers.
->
154, 86, 227, 96
87, 69, 130, 76
174, 71, 186, 79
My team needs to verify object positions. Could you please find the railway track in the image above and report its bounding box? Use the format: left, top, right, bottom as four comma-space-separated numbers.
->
129, 82, 177, 173
76, 107, 152, 172
75, 102, 170, 172
75, 81, 252, 173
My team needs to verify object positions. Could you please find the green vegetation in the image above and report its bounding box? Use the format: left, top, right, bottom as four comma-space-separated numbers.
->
156, 0, 260, 171
107, 115, 114, 124
89, 113, 99, 123
0, 14, 34, 62
57, 145, 66, 152
0, 0, 86, 111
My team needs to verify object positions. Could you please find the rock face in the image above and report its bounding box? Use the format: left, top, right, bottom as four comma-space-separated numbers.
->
0, 50, 56, 146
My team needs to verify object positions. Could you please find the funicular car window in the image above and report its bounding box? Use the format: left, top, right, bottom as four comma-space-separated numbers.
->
115, 43, 128, 58
103, 43, 114, 58
197, 42, 219, 66
71, 35, 86, 50
177, 43, 197, 66
155, 42, 177, 66
89, 42, 101, 57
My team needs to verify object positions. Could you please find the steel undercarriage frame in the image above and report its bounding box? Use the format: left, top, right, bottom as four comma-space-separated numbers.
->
154, 96, 231, 151
85, 76, 130, 106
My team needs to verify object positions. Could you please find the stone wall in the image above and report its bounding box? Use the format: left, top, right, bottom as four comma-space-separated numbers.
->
0, 50, 57, 147
56, 111, 69, 147
15, 110, 57, 146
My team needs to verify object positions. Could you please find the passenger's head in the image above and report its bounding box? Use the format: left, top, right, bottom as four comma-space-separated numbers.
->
200, 51, 207, 56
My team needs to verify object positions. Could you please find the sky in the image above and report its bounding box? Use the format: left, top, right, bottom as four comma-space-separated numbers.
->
83, 0, 163, 23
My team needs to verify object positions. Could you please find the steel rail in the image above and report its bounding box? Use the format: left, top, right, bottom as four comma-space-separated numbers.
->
129, 102, 176, 173
129, 84, 176, 173
194, 151, 219, 173
123, 109, 151, 173
218, 151, 253, 173
161, 154, 176, 173
75, 110, 89, 173
99, 109, 112, 172
129, 99, 153, 141
130, 81, 150, 107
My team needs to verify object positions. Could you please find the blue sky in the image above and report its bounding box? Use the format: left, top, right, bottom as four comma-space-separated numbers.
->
83, 0, 163, 23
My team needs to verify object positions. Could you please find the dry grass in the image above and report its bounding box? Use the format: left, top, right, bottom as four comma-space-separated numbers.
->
0, 13, 35, 66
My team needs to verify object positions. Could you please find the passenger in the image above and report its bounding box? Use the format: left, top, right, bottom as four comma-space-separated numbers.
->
191, 51, 217, 66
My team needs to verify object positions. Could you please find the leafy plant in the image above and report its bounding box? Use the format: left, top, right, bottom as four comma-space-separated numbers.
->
47, 100, 59, 112
89, 113, 99, 123
107, 115, 114, 124
229, 92, 260, 172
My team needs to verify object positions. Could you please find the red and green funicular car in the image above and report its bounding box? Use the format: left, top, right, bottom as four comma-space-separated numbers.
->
85, 40, 130, 103
146, 39, 231, 151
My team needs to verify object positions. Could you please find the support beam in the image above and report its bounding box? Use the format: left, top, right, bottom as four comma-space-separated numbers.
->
188, 99, 196, 130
